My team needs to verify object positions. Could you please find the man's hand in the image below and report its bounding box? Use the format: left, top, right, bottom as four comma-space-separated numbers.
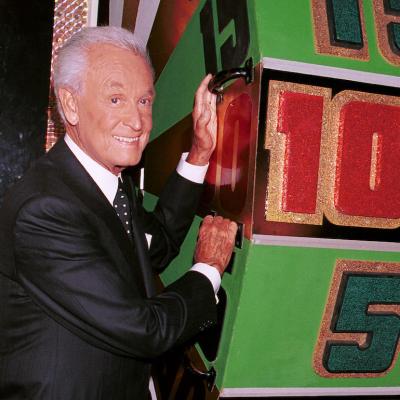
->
187, 74, 217, 166
194, 216, 237, 276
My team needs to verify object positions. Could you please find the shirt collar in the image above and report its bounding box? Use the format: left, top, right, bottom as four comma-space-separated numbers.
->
64, 134, 119, 205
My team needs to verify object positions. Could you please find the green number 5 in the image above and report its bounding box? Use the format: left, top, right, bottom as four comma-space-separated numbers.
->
324, 274, 400, 373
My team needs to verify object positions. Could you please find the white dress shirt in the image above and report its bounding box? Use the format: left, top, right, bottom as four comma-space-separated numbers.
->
64, 134, 221, 294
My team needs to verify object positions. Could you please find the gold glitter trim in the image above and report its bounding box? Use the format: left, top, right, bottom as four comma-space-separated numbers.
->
265, 81, 331, 225
313, 259, 400, 378
311, 0, 369, 61
46, 0, 89, 151
369, 132, 380, 191
372, 0, 400, 67
322, 90, 400, 229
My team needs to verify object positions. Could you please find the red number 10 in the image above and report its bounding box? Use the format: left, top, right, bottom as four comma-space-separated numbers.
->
265, 81, 400, 228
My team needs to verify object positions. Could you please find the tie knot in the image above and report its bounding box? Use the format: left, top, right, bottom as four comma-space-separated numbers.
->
117, 177, 125, 191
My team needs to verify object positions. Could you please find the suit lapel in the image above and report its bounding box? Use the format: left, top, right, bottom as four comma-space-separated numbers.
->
47, 140, 148, 296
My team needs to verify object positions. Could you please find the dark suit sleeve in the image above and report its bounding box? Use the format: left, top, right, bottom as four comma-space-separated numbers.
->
136, 171, 204, 272
14, 194, 216, 359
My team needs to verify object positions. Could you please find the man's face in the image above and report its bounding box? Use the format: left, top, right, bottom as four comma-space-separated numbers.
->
65, 44, 155, 175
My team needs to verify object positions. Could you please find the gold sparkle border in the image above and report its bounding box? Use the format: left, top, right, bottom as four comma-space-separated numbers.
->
265, 81, 332, 225
311, 0, 369, 61
313, 259, 400, 378
46, 0, 89, 151
372, 0, 400, 67
322, 90, 400, 229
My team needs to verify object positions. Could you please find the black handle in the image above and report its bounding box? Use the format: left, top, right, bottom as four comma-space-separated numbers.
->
184, 354, 216, 391
208, 58, 253, 100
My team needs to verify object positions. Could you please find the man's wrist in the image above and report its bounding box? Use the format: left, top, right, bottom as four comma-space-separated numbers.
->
186, 150, 212, 166
190, 262, 221, 294
176, 152, 208, 183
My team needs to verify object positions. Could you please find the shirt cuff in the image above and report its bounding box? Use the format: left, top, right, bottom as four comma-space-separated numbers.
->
176, 152, 209, 184
190, 263, 221, 295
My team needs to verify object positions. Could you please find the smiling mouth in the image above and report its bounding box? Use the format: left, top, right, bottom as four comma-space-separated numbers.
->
113, 135, 140, 143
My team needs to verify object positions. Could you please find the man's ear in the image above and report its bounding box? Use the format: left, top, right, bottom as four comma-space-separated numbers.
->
58, 87, 79, 125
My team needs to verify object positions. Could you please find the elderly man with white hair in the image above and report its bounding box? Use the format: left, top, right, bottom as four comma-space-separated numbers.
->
0, 26, 236, 399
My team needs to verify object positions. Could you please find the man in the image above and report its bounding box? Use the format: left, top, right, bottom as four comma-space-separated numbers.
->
0, 27, 237, 399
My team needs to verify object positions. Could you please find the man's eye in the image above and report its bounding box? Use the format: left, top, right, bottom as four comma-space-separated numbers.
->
111, 97, 120, 104
139, 98, 152, 106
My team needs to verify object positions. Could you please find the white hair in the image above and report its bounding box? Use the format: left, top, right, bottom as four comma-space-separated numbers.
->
53, 26, 153, 122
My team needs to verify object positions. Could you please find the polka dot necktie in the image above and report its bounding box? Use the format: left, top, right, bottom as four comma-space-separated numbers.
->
113, 178, 133, 238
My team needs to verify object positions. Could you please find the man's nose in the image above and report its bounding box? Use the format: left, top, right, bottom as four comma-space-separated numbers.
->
123, 103, 142, 131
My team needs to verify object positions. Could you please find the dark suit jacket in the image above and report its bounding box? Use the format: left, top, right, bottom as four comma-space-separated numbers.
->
0, 139, 217, 399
